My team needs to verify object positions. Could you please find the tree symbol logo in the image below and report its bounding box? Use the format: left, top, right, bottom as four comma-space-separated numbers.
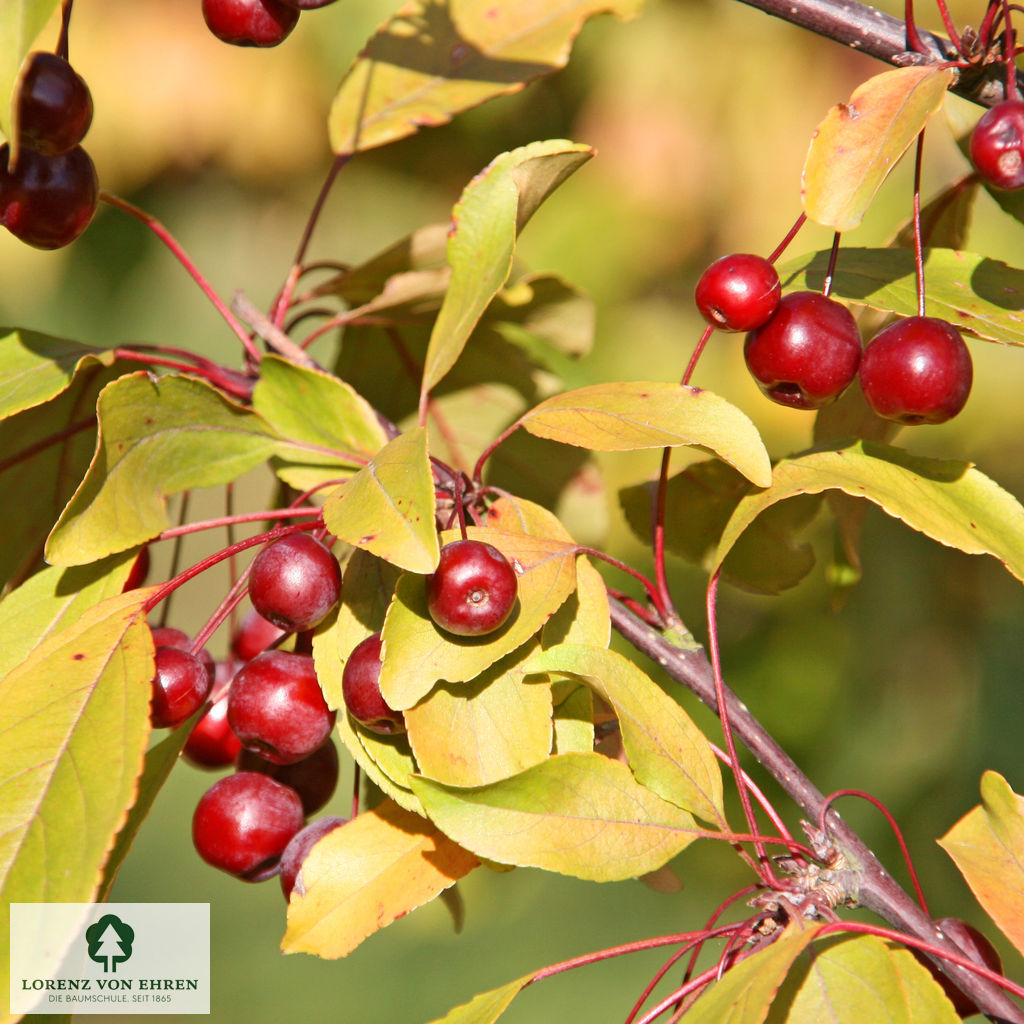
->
85, 914, 135, 973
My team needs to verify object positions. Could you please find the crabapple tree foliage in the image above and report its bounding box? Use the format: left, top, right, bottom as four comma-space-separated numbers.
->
3, 0, 1024, 1022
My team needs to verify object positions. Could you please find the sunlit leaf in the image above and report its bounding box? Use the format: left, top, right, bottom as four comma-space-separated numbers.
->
802, 67, 954, 230
526, 644, 723, 824
281, 800, 478, 958
45, 372, 282, 566
541, 554, 610, 650
713, 441, 1024, 585
938, 771, 1024, 957
777, 247, 1024, 346
0, 589, 153, 1002
684, 924, 822, 1024
423, 976, 532, 1024
328, 0, 643, 156
0, 0, 59, 142
412, 752, 701, 882
322, 427, 440, 574
405, 641, 552, 787
517, 382, 772, 487
770, 934, 961, 1024
421, 140, 593, 401
620, 460, 822, 595
380, 525, 578, 710
252, 355, 388, 490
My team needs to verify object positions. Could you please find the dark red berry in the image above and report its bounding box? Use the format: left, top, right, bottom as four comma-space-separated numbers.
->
238, 739, 339, 815
859, 316, 972, 425
911, 918, 1003, 1018
183, 692, 243, 769
341, 632, 404, 734
231, 607, 286, 662
279, 816, 346, 899
0, 143, 97, 249
743, 291, 861, 409
426, 539, 519, 637
248, 533, 341, 633
148, 625, 215, 684
192, 772, 304, 880
151, 646, 213, 729
228, 650, 336, 764
969, 99, 1024, 191
695, 253, 781, 332
201, 0, 299, 47
16, 52, 93, 157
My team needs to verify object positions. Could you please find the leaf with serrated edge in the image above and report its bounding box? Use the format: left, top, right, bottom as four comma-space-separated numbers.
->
802, 67, 953, 230
518, 382, 772, 488
328, 0, 642, 156
938, 771, 1024, 957
713, 441, 1024, 585
526, 644, 724, 824
380, 525, 578, 710
405, 641, 552, 788
281, 800, 478, 958
421, 141, 593, 402
685, 924, 822, 1024
412, 752, 701, 881
777, 247, 1024, 346
0, 0, 59, 142
0, 589, 154, 1005
0, 328, 114, 420
323, 427, 440, 574
772, 934, 960, 1024
45, 372, 282, 566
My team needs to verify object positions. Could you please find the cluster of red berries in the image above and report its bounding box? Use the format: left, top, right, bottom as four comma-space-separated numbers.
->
0, 51, 97, 249
969, 98, 1024, 191
695, 254, 973, 425
202, 0, 336, 48
147, 526, 519, 895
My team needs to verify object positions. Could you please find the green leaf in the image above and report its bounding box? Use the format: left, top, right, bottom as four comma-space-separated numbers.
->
891, 176, 979, 251
620, 460, 822, 595
0, 328, 114, 420
684, 925, 821, 1024
713, 441, 1024, 585
518, 381, 772, 487
802, 67, 954, 230
0, 553, 138, 680
0, 0, 59, 142
380, 524, 578, 710
405, 641, 553, 788
45, 372, 282, 566
777, 247, 1024, 346
768, 935, 960, 1024
938, 771, 1024, 958
412, 751, 701, 882
526, 644, 724, 824
0, 590, 153, 1004
423, 976, 532, 1024
252, 355, 388, 491
0, 359, 124, 588
328, 0, 643, 156
421, 140, 594, 402
322, 427, 440, 574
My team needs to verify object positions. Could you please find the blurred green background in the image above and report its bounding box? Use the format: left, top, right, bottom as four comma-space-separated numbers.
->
8, 0, 1024, 1020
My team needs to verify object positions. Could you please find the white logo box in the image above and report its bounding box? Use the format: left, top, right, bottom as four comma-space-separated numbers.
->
10, 903, 210, 1015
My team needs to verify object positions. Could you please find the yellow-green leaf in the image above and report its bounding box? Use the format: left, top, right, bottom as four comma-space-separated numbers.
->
713, 441, 1024, 585
938, 771, 1024, 957
412, 752, 701, 882
421, 140, 593, 401
328, 0, 643, 156
518, 382, 772, 488
281, 800, 478, 958
802, 67, 954, 230
423, 976, 532, 1024
322, 427, 440, 574
526, 644, 724, 824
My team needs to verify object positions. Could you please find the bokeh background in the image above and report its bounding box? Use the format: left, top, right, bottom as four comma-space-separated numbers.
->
8, 0, 1024, 1020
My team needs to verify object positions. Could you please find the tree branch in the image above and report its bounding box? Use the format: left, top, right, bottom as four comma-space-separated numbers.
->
609, 598, 1024, 1023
